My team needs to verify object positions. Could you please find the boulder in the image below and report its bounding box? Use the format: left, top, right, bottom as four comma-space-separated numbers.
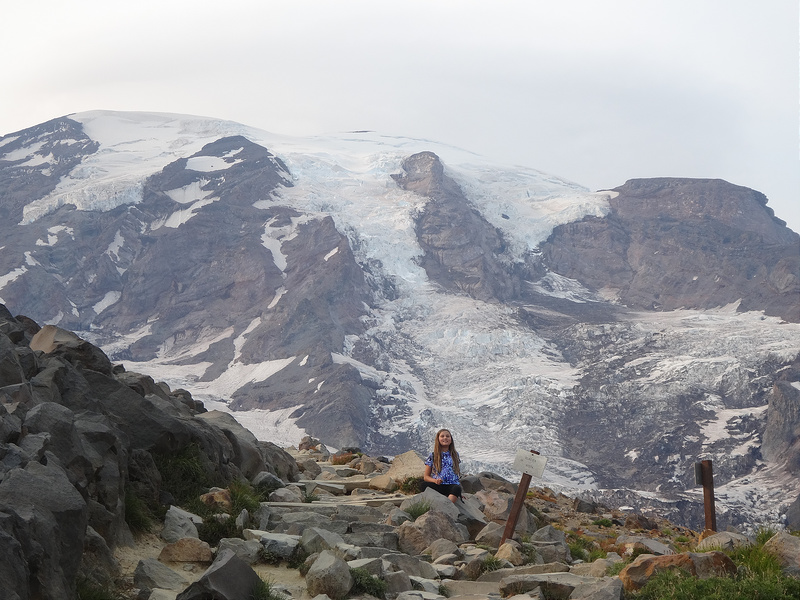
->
270, 487, 302, 502
384, 569, 413, 598
617, 535, 674, 556
397, 510, 469, 555
496, 541, 525, 566
301, 527, 346, 554
763, 531, 800, 577
400, 488, 459, 520
424, 538, 460, 561
369, 473, 398, 492
385, 450, 426, 484
569, 576, 624, 599
218, 537, 262, 564
499, 572, 598, 598
619, 551, 737, 592
696, 531, 752, 551
252, 470, 285, 491
306, 550, 354, 599
162, 506, 200, 543
134, 558, 188, 592
475, 521, 505, 547
382, 552, 439, 579
158, 538, 213, 563
176, 548, 263, 600
260, 532, 302, 559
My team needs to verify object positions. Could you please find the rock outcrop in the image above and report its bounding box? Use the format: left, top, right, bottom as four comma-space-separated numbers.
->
0, 307, 298, 598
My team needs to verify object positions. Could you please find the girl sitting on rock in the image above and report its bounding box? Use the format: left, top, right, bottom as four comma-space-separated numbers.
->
422, 428, 463, 503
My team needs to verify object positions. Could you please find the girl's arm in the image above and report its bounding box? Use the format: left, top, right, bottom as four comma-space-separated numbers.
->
423, 464, 442, 485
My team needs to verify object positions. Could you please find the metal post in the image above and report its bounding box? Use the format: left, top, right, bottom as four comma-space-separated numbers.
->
701, 459, 717, 532
500, 451, 539, 546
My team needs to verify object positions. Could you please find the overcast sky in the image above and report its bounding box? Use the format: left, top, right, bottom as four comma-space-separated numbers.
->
3, 0, 799, 232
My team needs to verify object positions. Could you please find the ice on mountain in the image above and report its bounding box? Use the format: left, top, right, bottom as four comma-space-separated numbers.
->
93, 291, 121, 314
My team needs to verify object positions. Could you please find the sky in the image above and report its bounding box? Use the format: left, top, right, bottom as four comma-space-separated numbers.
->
2, 0, 799, 233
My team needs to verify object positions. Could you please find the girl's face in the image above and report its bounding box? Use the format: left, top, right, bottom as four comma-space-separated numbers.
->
438, 430, 452, 448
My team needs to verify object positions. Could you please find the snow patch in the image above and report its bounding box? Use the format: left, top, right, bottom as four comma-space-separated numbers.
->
323, 247, 339, 261
93, 291, 121, 314
186, 155, 242, 172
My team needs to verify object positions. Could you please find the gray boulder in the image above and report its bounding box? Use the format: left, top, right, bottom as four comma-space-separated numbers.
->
696, 531, 752, 551
218, 537, 263, 565
306, 549, 354, 599
162, 506, 201, 543
133, 557, 188, 592
176, 548, 264, 600
259, 532, 302, 559
763, 531, 800, 577
301, 527, 346, 554
397, 510, 469, 555
382, 552, 438, 579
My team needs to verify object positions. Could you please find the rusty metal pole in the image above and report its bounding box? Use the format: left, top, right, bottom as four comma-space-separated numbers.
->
500, 451, 539, 546
701, 459, 717, 532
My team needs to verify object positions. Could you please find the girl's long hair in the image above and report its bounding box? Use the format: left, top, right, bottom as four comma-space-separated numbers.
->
432, 428, 460, 476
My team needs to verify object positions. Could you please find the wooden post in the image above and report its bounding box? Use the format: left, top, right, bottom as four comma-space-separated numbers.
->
701, 459, 717, 532
500, 451, 539, 546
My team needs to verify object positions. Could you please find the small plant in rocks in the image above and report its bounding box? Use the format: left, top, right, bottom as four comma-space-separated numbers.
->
399, 476, 423, 494
349, 567, 387, 599
405, 500, 431, 520
251, 577, 288, 600
593, 518, 613, 528
478, 555, 503, 576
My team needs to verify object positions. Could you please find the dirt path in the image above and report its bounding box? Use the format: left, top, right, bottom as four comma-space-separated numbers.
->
114, 534, 311, 599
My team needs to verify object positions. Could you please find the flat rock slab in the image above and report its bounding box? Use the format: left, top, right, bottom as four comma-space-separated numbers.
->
441, 581, 501, 597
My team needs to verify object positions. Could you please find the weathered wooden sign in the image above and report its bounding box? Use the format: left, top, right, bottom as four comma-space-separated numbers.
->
513, 448, 548, 478
501, 449, 547, 546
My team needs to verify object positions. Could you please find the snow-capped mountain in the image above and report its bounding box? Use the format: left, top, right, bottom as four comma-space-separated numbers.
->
1, 110, 798, 530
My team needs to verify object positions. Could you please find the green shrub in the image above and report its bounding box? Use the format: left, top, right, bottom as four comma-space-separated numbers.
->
606, 560, 628, 576
399, 476, 423, 494
405, 500, 431, 520
153, 443, 216, 505
300, 488, 319, 504
197, 515, 240, 547
756, 527, 777, 546
287, 546, 310, 570
567, 534, 595, 561
350, 567, 387, 599
630, 568, 800, 599
479, 555, 503, 576
124, 488, 153, 534
251, 577, 288, 600
258, 546, 282, 565
76, 578, 123, 600
593, 518, 613, 528
727, 544, 783, 578
229, 479, 260, 514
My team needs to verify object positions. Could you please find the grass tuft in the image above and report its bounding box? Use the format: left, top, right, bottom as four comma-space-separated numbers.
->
405, 500, 431, 520
251, 577, 288, 600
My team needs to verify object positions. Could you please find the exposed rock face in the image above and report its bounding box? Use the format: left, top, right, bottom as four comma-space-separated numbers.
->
541, 178, 800, 321
393, 151, 528, 301
0, 308, 299, 598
